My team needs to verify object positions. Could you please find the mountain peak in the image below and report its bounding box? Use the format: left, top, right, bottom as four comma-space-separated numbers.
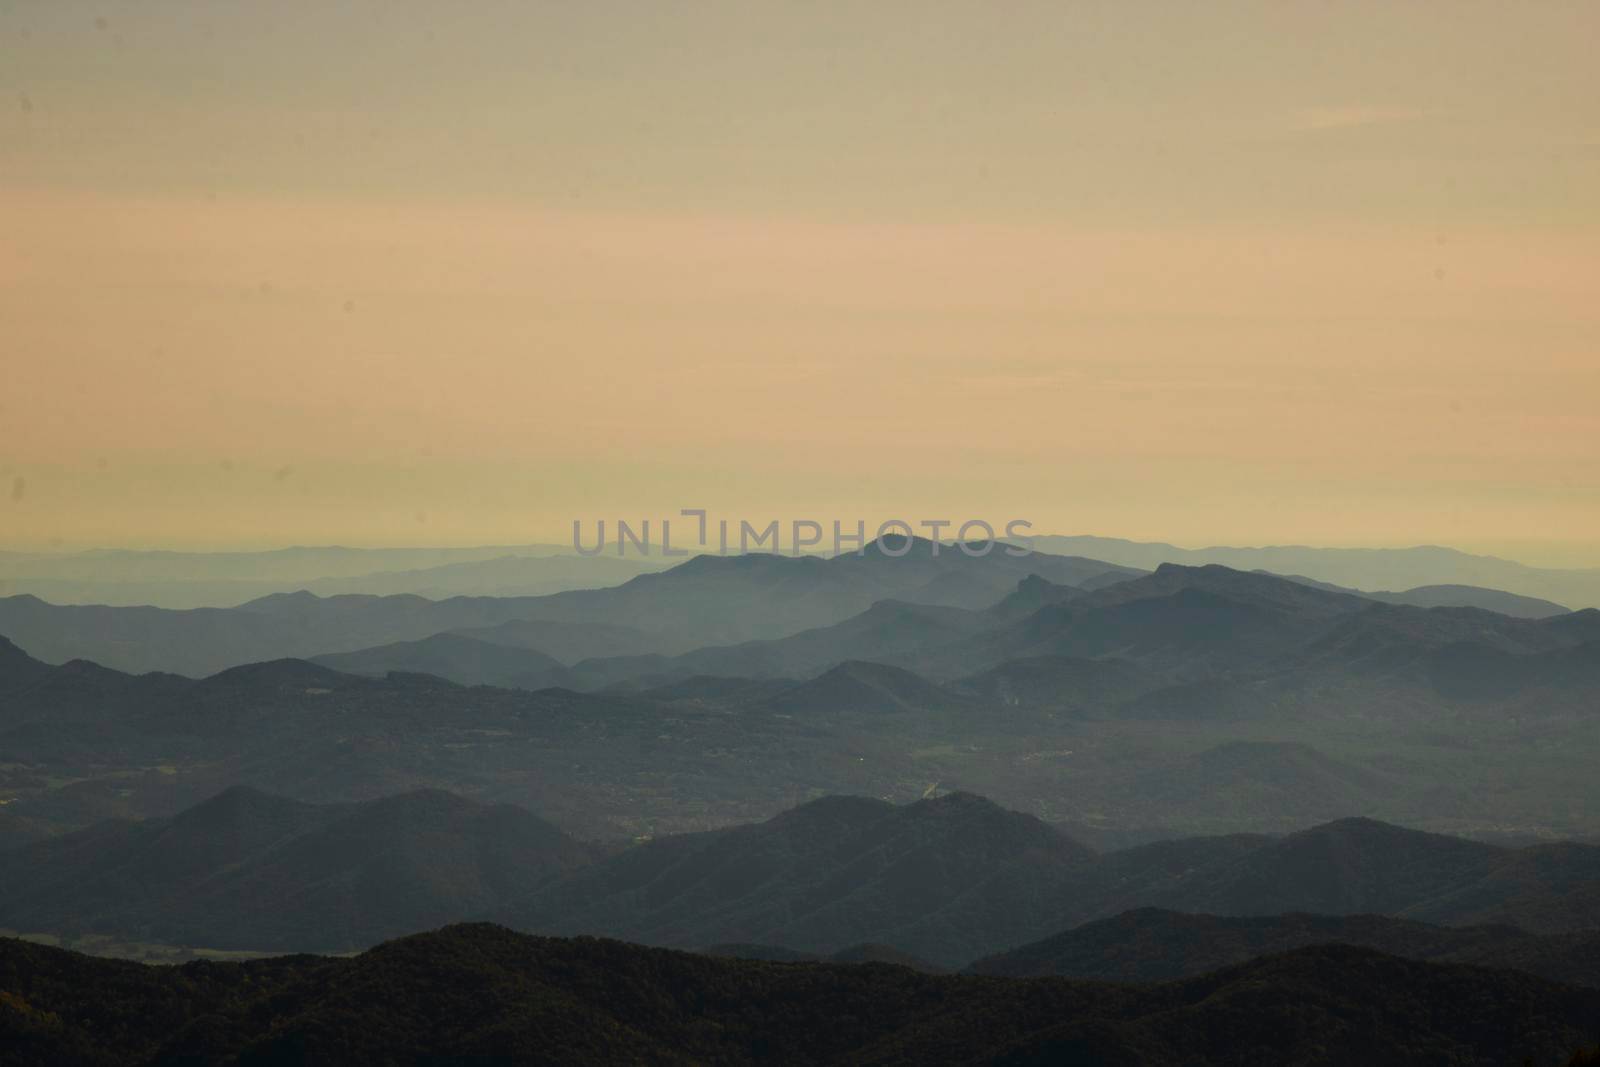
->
237, 589, 322, 609
766, 659, 966, 715
1114, 562, 1371, 616
914, 789, 1000, 812
179, 783, 313, 821
816, 659, 921, 682
1176, 815, 1510, 918
1288, 815, 1493, 848
774, 793, 897, 827
202, 658, 353, 688
859, 533, 942, 557
1016, 574, 1052, 594
668, 552, 798, 574
903, 791, 1095, 858
989, 573, 1080, 618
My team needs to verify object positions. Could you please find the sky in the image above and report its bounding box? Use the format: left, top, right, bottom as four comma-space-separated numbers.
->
2, 2, 1597, 564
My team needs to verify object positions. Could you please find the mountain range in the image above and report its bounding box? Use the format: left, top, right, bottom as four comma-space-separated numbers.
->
0, 544, 670, 609
499, 796, 1600, 968
11, 784, 1600, 975
0, 787, 596, 952
8, 535, 1595, 612
311, 561, 1597, 700
1036, 535, 1600, 610
0, 537, 1140, 676
4, 554, 1600, 849
503, 791, 1095, 968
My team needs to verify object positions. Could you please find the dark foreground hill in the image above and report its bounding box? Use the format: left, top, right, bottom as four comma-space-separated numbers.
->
1031, 816, 1600, 940
969, 908, 1600, 988
0, 787, 597, 952
2, 925, 1598, 1066
703, 941, 949, 972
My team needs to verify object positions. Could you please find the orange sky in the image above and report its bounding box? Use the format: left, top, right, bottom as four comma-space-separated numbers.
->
2, 3, 1597, 562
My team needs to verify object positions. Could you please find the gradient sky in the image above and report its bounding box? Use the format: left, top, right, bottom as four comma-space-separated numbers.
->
2, 2, 1597, 562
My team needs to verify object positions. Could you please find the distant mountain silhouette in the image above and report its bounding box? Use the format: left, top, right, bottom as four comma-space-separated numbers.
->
198, 656, 356, 691
759, 660, 976, 715
1374, 584, 1569, 617
508, 536, 1137, 652
310, 632, 565, 687
546, 562, 1497, 691
984, 573, 1086, 619
446, 617, 665, 662
6, 560, 1600, 849
1034, 534, 1600, 610
0, 540, 1137, 676
1166, 816, 1507, 916
677, 801, 1600, 951
1308, 601, 1585, 665
297, 552, 662, 598
0, 787, 596, 952
0, 591, 671, 678
919, 566, 1600, 726
7, 778, 1600, 982
1261, 572, 1571, 618
0, 545, 661, 608
656, 805, 1600, 952
932, 563, 1373, 682
554, 597, 995, 690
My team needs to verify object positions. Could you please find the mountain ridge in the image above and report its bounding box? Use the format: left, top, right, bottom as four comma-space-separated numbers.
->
4, 925, 1598, 1065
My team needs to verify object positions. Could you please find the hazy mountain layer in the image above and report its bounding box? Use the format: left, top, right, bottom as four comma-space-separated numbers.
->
1035, 535, 1600, 609
497, 795, 1600, 968
7, 785, 1600, 978
0, 538, 1137, 675
0, 545, 664, 608
0, 787, 595, 952
503, 791, 1094, 967
310, 632, 566, 685
4, 562, 1599, 848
